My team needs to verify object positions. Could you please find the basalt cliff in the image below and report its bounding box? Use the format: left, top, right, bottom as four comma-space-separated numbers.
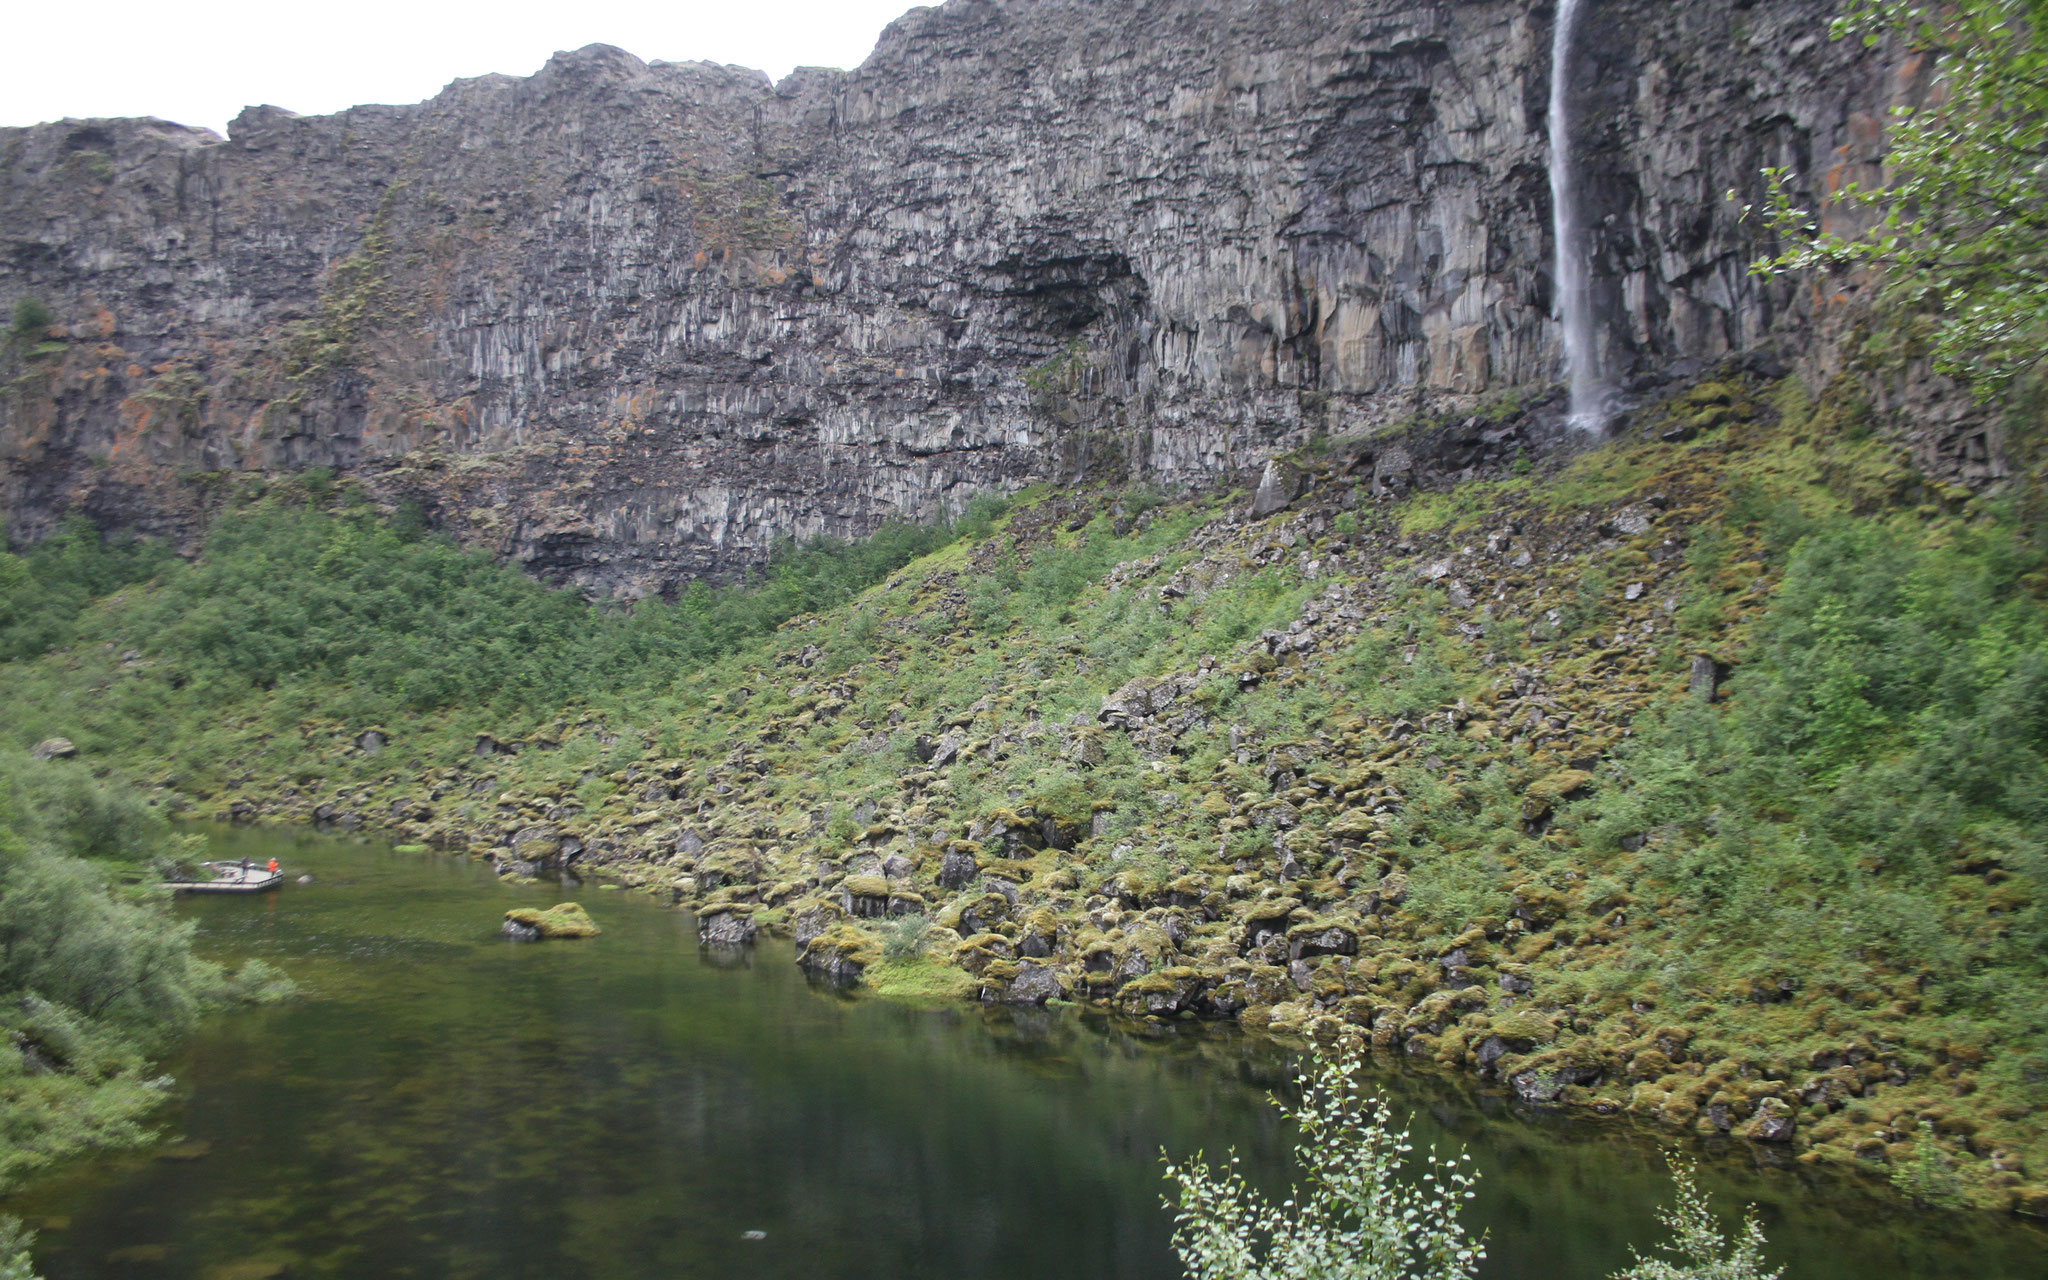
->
0, 0, 1948, 590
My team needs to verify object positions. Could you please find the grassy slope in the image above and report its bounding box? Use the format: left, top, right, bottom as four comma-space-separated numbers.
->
4, 372, 2045, 1212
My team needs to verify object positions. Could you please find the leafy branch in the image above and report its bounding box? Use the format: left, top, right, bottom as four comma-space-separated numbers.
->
1161, 1048, 1485, 1280
1743, 0, 2048, 399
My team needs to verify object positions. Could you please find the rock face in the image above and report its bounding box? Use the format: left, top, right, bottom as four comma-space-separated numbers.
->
697, 905, 758, 948
0, 0, 1910, 591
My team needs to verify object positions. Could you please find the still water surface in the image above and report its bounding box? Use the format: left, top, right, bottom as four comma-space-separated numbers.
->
11, 827, 2045, 1279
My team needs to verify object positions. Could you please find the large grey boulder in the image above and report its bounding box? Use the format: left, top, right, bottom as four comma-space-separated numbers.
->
936, 846, 979, 890
697, 907, 758, 948
1249, 457, 1306, 518
508, 824, 563, 868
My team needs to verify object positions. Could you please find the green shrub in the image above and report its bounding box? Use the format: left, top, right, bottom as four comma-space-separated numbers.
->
0, 761, 293, 1191
1891, 1119, 1968, 1209
1162, 1047, 1484, 1280
1566, 518, 2048, 1061
2, 492, 1007, 716
1612, 1159, 1781, 1280
882, 914, 931, 963
0, 515, 172, 662
0, 1216, 40, 1280
6, 298, 53, 346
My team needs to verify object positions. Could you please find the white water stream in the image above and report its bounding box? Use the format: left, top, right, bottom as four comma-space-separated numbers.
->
1549, 0, 1606, 430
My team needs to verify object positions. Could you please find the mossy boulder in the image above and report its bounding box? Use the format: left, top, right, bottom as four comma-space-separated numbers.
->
1509, 883, 1569, 928
1287, 917, 1359, 958
2010, 1185, 2048, 1218
1016, 907, 1060, 957
954, 932, 1015, 974
502, 902, 600, 940
1509, 1042, 1609, 1103
1241, 897, 1303, 951
1474, 1011, 1557, 1074
978, 959, 1064, 1005
1116, 966, 1206, 1018
1521, 770, 1593, 822
507, 823, 563, 867
841, 874, 892, 917
697, 904, 757, 948
1326, 809, 1381, 841
1733, 1095, 1797, 1144
938, 890, 1012, 936
799, 922, 881, 986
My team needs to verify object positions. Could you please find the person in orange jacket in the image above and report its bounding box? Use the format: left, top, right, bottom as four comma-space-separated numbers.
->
267, 857, 279, 877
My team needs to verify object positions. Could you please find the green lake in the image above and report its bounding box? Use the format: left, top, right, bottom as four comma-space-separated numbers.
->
8, 826, 2044, 1278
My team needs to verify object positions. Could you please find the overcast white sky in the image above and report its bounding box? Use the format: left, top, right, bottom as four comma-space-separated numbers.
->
3, 1, 925, 136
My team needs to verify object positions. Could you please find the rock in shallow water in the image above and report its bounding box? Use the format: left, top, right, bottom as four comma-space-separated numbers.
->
798, 923, 880, 986
697, 906, 758, 948
501, 902, 600, 941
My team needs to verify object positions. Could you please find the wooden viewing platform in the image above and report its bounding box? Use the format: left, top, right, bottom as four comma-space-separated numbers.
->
165, 861, 283, 893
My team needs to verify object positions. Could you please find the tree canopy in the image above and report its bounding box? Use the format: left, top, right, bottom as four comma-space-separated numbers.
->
1751, 0, 2048, 400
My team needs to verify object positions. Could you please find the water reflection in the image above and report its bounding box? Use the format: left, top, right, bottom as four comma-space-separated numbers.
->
6, 827, 2041, 1279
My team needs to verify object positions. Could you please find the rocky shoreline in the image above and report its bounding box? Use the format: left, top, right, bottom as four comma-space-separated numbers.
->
146, 376, 2045, 1217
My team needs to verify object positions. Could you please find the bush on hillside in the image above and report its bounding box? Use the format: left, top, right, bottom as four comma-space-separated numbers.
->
0, 489, 1009, 719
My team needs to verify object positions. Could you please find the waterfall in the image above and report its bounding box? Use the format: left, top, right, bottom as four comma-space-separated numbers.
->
1548, 0, 1605, 431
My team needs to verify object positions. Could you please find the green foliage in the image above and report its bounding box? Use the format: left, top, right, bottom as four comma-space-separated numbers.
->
1748, 0, 2048, 398
0, 1218, 39, 1280
1, 493, 1004, 720
881, 913, 931, 963
1161, 1048, 1484, 1280
0, 515, 172, 661
6, 299, 54, 347
4, 757, 204, 872
1891, 1118, 1968, 1208
964, 503, 1207, 638
0, 760, 294, 1191
1568, 517, 2048, 1062
1612, 1159, 1781, 1280
1196, 570, 1315, 655
1394, 764, 1523, 938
